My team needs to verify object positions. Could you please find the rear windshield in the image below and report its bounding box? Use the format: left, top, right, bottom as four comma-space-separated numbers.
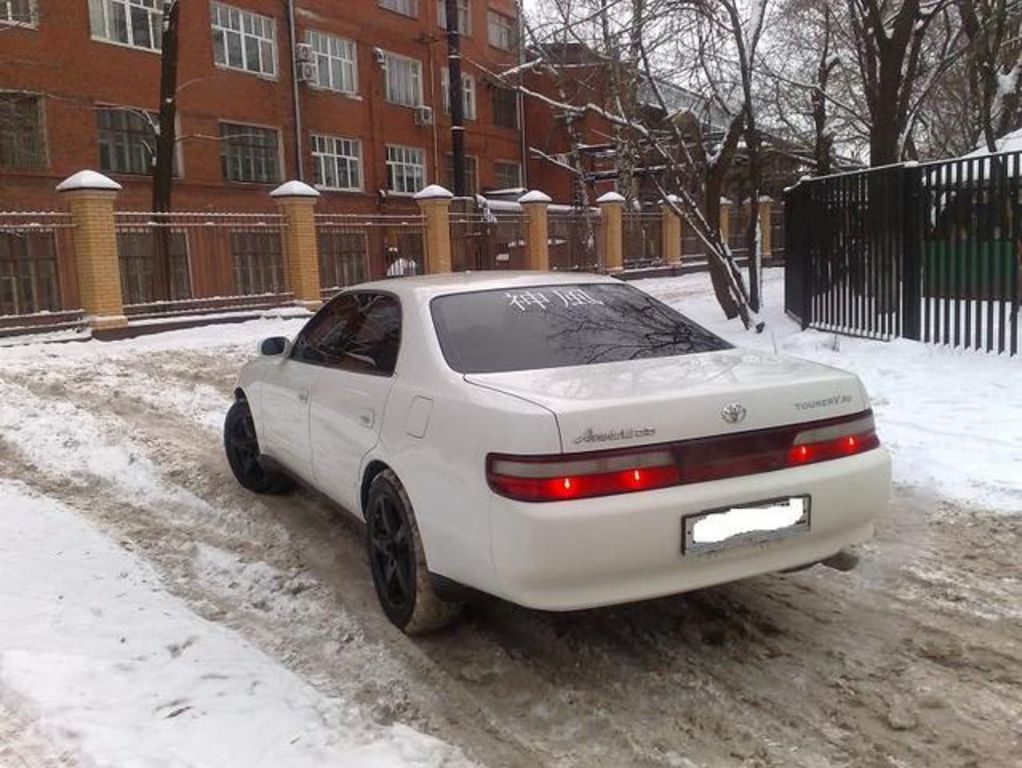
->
430, 282, 731, 374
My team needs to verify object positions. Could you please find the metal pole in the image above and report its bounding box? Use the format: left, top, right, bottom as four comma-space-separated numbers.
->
286, 0, 304, 180
445, 0, 466, 197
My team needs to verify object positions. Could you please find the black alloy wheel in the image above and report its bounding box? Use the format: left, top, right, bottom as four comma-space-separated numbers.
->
223, 399, 293, 494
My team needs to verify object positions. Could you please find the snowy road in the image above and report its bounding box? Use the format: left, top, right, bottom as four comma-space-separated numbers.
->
1, 269, 1020, 767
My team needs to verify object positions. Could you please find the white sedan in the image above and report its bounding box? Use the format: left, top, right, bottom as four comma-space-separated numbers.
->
224, 272, 891, 634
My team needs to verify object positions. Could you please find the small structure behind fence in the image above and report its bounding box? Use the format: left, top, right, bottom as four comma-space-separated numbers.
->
785, 153, 1021, 355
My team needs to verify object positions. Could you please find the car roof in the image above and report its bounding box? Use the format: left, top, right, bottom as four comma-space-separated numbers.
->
351, 271, 619, 301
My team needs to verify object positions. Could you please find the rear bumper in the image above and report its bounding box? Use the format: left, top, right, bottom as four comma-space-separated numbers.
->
488, 448, 891, 610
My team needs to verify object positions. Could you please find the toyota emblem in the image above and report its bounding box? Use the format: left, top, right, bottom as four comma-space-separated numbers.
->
721, 402, 747, 424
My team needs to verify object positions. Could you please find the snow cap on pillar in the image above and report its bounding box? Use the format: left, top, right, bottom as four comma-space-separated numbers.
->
518, 190, 552, 204
413, 184, 453, 201
56, 170, 122, 192
270, 180, 320, 198
596, 191, 626, 204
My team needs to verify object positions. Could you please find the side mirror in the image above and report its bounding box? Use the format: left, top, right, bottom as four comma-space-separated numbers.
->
259, 336, 289, 356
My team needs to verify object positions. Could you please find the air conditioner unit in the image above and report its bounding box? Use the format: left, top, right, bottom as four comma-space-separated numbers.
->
297, 61, 317, 83
295, 42, 313, 63
414, 105, 434, 126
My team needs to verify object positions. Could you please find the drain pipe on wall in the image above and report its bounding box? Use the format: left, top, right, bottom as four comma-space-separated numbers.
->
286, 0, 304, 180
516, 0, 527, 188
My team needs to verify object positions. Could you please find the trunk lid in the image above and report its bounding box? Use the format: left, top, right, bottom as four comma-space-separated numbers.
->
465, 349, 867, 453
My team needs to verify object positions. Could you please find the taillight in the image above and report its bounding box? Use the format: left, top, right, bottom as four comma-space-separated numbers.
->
488, 410, 880, 503
487, 449, 681, 502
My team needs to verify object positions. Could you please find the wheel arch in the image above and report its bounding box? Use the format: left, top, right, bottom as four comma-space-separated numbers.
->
233, 387, 247, 402
360, 459, 393, 518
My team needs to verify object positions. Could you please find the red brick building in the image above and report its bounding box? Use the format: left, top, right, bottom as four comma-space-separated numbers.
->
0, 0, 525, 213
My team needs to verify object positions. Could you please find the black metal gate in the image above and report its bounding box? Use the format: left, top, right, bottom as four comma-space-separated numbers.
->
785, 154, 1021, 356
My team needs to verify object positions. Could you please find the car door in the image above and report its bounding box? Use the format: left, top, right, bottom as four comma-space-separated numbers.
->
260, 296, 362, 478
307, 291, 402, 513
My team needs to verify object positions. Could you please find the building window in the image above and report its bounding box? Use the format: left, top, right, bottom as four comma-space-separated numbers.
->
307, 30, 357, 94
385, 145, 425, 194
312, 134, 361, 191
382, 52, 422, 107
220, 123, 280, 183
97, 108, 155, 175
494, 160, 521, 189
491, 86, 518, 129
231, 230, 284, 295
0, 93, 45, 169
88, 0, 162, 51
441, 70, 476, 119
211, 2, 277, 77
1, 0, 36, 25
437, 0, 469, 33
487, 10, 514, 50
443, 154, 477, 196
378, 0, 417, 17
318, 231, 368, 291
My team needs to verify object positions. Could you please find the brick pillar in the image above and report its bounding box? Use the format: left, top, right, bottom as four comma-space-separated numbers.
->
719, 197, 732, 247
660, 195, 681, 263
519, 190, 551, 270
414, 184, 453, 274
758, 195, 773, 262
597, 191, 625, 271
271, 181, 322, 310
56, 170, 127, 331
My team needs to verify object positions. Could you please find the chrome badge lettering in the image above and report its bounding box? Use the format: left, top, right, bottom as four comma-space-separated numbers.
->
573, 427, 657, 445
794, 394, 854, 411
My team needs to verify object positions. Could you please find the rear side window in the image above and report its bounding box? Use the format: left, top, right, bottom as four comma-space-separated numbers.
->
291, 292, 402, 375
430, 283, 729, 374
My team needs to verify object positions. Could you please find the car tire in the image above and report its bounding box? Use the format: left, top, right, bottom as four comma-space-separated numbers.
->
223, 399, 294, 495
366, 469, 462, 635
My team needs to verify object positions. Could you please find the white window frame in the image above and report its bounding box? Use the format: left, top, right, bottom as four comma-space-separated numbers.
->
385, 144, 426, 195
378, 0, 417, 17
381, 51, 423, 107
211, 2, 277, 78
487, 9, 514, 51
436, 0, 469, 34
0, 0, 37, 27
440, 69, 476, 120
307, 29, 357, 95
88, 0, 162, 52
311, 134, 362, 191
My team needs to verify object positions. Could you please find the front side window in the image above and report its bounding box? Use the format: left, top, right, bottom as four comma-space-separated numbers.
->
97, 108, 159, 175
487, 10, 514, 50
220, 122, 280, 183
1, 0, 36, 25
382, 52, 422, 106
385, 144, 425, 194
88, 0, 162, 50
491, 85, 518, 129
437, 0, 469, 33
292, 292, 402, 375
431, 283, 730, 374
307, 30, 357, 94
379, 0, 417, 17
441, 69, 476, 119
312, 134, 361, 191
211, 2, 277, 77
0, 93, 45, 169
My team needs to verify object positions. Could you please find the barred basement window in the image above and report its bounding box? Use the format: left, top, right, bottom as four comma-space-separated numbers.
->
117, 231, 191, 305
219, 123, 280, 183
88, 0, 162, 51
385, 145, 425, 194
382, 51, 422, 107
312, 134, 361, 191
490, 86, 518, 129
230, 230, 284, 295
0, 231, 60, 315
443, 154, 478, 196
211, 2, 277, 77
0, 93, 46, 170
317, 231, 368, 290
494, 160, 521, 189
307, 30, 357, 94
0, 0, 35, 25
379, 0, 417, 17
441, 69, 476, 119
437, 0, 469, 33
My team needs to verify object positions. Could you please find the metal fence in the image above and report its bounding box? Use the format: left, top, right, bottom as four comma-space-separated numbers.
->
785, 155, 1021, 355
449, 204, 527, 271
622, 211, 662, 267
315, 213, 424, 294
114, 212, 288, 310
548, 209, 601, 271
0, 212, 76, 317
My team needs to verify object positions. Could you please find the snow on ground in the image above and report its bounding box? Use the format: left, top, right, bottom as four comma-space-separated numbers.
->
639, 268, 1022, 514
0, 479, 469, 768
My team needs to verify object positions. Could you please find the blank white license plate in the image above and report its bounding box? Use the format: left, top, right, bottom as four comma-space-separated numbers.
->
682, 496, 811, 555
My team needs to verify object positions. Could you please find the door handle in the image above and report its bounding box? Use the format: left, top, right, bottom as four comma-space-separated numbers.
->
297, 390, 309, 404
358, 409, 374, 427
